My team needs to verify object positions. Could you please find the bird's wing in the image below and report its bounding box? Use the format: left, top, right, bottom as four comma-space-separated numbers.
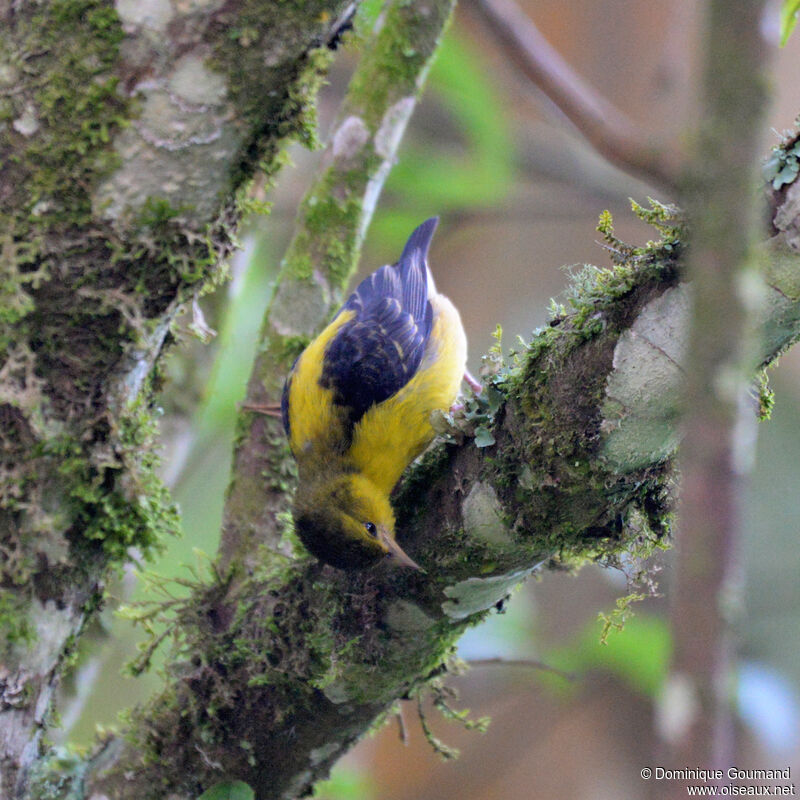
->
319, 218, 439, 441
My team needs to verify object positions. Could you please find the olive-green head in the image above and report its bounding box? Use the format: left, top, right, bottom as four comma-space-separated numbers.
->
292, 472, 421, 571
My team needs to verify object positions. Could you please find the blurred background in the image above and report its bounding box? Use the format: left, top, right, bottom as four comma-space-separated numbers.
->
59, 0, 800, 797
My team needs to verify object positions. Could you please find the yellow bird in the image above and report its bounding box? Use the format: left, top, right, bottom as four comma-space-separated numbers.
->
281, 218, 470, 570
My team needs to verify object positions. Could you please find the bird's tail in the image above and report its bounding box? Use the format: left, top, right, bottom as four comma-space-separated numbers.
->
398, 217, 439, 267
396, 216, 439, 308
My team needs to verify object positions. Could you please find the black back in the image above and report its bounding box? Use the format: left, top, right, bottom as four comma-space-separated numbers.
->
314, 218, 439, 443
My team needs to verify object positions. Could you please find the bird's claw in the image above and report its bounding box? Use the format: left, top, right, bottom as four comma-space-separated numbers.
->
241, 401, 282, 418
463, 370, 482, 394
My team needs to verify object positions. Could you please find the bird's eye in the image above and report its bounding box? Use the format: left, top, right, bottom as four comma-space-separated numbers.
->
364, 522, 378, 537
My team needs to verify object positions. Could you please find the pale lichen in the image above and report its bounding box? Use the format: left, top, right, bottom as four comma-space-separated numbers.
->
602, 284, 689, 471
460, 482, 512, 546
441, 564, 543, 620
384, 599, 436, 633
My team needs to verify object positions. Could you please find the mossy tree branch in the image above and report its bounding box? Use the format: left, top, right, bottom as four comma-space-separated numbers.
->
82, 188, 800, 800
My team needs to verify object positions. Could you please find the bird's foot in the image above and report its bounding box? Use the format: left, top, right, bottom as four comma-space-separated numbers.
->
463, 370, 482, 394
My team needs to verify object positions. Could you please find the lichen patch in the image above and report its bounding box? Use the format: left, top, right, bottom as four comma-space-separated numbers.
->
602, 284, 689, 471
460, 482, 511, 546
441, 565, 539, 620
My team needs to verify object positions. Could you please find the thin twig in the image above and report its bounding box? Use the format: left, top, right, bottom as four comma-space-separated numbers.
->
395, 705, 409, 746
469, 0, 681, 193
416, 694, 460, 760
467, 657, 577, 682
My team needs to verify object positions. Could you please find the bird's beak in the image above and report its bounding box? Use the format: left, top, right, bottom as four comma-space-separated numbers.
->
379, 530, 423, 571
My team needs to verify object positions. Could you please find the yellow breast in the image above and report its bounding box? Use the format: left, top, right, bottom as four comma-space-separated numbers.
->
347, 292, 467, 494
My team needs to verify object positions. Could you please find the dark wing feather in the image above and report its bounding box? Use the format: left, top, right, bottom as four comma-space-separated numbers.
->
320, 218, 439, 438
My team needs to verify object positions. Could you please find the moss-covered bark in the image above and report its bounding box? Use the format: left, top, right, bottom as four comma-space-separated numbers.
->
82, 199, 800, 799
0, 0, 353, 795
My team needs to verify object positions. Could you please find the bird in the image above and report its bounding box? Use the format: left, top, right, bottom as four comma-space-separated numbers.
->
280, 217, 472, 571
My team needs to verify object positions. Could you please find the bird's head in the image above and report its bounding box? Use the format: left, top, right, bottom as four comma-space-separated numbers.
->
292, 473, 421, 571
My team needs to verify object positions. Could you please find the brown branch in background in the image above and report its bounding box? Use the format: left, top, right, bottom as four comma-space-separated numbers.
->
659, 0, 772, 794
469, 0, 682, 193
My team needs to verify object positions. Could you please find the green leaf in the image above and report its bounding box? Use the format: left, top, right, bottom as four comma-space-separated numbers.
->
484, 385, 504, 415
773, 160, 800, 190
197, 780, 255, 800
780, 0, 800, 46
473, 425, 496, 447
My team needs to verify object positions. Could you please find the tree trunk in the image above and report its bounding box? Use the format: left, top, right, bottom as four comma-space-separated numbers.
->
0, 0, 352, 795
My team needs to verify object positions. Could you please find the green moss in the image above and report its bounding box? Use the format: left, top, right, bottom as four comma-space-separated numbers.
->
274, 334, 312, 364
284, 162, 379, 292
0, 233, 44, 331
0, 590, 36, 654
26, 747, 86, 800
413, 673, 490, 760
116, 197, 225, 295
209, 0, 335, 185
2, 0, 128, 235
598, 591, 649, 642
335, 617, 465, 706
756, 368, 775, 421
395, 445, 453, 508
213, 0, 332, 134
280, 46, 335, 150
0, 1, 128, 369
347, 0, 451, 130
46, 398, 179, 565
